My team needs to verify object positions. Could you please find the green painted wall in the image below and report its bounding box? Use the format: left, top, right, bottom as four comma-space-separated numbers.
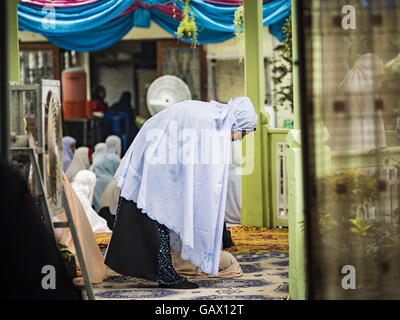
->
8, 0, 20, 83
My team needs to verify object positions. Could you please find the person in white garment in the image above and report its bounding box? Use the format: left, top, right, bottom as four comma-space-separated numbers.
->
90, 142, 108, 171
225, 140, 242, 226
105, 97, 257, 289
71, 170, 111, 233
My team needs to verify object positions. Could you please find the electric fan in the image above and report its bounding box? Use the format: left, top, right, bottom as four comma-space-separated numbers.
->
146, 75, 192, 116
46, 89, 64, 215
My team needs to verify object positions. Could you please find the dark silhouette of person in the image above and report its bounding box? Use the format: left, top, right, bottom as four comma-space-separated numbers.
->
92, 85, 108, 113
0, 159, 82, 300
110, 91, 139, 144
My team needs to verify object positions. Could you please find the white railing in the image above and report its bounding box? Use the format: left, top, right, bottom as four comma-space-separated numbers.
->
276, 142, 289, 221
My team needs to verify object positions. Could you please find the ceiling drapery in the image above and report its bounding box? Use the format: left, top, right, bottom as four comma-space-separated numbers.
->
18, 0, 291, 52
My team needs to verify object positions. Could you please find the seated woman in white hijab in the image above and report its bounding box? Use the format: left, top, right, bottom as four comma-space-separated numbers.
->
105, 97, 257, 289
89, 142, 108, 171
105, 135, 122, 158
92, 153, 120, 212
66, 147, 92, 182
71, 170, 111, 233
57, 173, 107, 284
62, 136, 76, 172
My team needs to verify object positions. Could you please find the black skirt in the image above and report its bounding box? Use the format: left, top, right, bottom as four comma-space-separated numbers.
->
105, 198, 160, 282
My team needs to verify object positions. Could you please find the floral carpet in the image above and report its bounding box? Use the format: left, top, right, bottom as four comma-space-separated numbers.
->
90, 226, 289, 300
90, 252, 288, 300
94, 226, 289, 255
225, 226, 288, 254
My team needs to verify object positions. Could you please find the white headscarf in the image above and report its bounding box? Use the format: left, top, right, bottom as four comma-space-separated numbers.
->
114, 97, 257, 275
71, 170, 111, 233
229, 97, 259, 132
92, 143, 108, 167
105, 135, 122, 158
65, 147, 91, 182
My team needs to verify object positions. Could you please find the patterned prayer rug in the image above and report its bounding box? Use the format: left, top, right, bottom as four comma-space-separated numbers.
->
225, 226, 288, 254
89, 252, 288, 300
94, 226, 289, 255
95, 232, 111, 253
89, 226, 289, 300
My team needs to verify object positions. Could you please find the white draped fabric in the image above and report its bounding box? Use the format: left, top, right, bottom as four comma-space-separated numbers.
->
114, 97, 257, 275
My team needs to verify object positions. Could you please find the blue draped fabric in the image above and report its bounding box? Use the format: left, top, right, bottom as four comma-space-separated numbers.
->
18, 0, 136, 34
158, 0, 291, 44
141, 0, 171, 4
46, 14, 135, 52
18, 0, 291, 52
152, 8, 234, 44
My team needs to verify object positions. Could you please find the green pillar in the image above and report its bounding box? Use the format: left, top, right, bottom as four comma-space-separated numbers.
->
242, 0, 265, 227
8, 0, 20, 83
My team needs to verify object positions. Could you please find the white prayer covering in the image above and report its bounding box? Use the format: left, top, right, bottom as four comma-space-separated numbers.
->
71, 170, 111, 233
92, 143, 108, 167
114, 97, 257, 275
65, 147, 90, 182
106, 135, 122, 158
225, 140, 242, 227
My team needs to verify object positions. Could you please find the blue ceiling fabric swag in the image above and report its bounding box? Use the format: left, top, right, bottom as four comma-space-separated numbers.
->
18, 0, 291, 51
133, 7, 152, 28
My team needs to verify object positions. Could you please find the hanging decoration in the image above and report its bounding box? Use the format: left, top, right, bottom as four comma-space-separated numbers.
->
175, 0, 198, 45
233, 5, 244, 42
18, 0, 291, 52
